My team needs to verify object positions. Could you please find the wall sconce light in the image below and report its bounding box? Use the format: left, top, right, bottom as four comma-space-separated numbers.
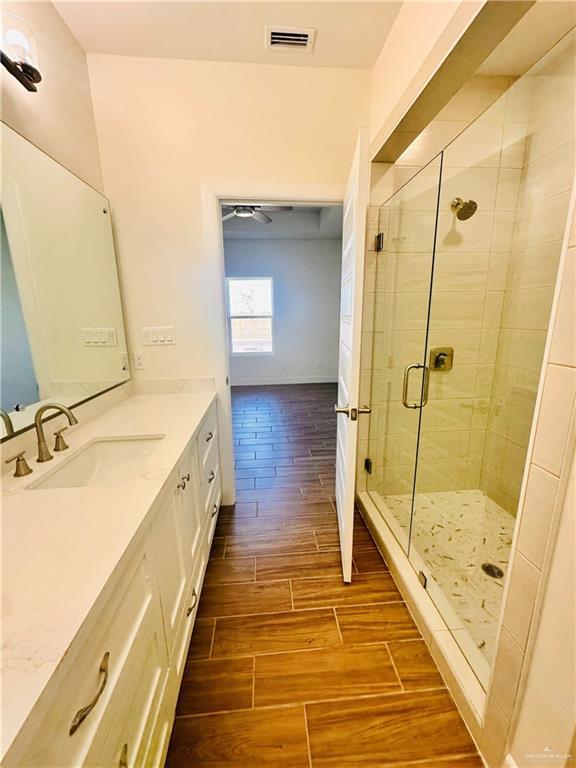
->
1, 15, 42, 91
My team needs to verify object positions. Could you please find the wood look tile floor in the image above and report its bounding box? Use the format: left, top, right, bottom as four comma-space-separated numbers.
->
166, 384, 482, 768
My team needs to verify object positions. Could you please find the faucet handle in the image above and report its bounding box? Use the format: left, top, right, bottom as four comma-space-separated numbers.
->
5, 451, 33, 478
53, 427, 69, 452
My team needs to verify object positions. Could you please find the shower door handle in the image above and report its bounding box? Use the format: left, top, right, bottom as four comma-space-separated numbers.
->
402, 363, 430, 409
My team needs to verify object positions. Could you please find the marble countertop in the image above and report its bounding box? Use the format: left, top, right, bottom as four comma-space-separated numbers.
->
0, 392, 216, 758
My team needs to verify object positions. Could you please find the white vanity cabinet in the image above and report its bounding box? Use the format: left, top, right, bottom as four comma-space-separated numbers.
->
2, 397, 222, 768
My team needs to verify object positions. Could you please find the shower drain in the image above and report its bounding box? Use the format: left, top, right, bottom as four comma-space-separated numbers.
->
482, 562, 504, 579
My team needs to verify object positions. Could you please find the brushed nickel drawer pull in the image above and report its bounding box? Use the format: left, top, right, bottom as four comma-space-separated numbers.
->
182, 473, 190, 482
177, 479, 187, 490
119, 743, 128, 768
208, 470, 215, 483
205, 431, 214, 442
69, 651, 110, 735
211, 504, 219, 518
186, 589, 198, 617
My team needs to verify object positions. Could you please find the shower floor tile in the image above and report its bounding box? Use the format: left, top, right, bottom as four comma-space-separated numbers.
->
383, 489, 515, 664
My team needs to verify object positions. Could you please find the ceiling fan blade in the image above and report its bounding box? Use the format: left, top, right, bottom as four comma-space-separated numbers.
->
252, 211, 272, 224
222, 211, 237, 221
258, 206, 294, 212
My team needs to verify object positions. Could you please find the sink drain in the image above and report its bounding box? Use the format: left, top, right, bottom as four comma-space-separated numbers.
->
482, 562, 504, 579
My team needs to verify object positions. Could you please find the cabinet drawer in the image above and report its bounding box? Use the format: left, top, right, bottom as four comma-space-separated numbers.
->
206, 479, 222, 541
172, 546, 209, 682
85, 616, 169, 768
199, 437, 220, 512
6, 550, 159, 768
196, 402, 218, 470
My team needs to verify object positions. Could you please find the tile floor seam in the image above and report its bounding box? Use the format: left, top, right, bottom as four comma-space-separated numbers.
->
332, 607, 344, 644
173, 685, 450, 721
303, 704, 313, 768
384, 640, 405, 692
200, 600, 407, 621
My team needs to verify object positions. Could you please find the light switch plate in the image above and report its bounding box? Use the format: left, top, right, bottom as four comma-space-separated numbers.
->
142, 326, 175, 346
82, 327, 117, 346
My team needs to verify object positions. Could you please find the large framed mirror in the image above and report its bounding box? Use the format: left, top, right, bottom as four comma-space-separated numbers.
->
1, 123, 129, 440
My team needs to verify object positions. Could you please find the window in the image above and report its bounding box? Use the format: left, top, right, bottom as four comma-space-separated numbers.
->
226, 278, 274, 355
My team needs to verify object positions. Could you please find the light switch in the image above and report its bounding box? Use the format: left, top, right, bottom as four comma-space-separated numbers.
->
142, 326, 176, 345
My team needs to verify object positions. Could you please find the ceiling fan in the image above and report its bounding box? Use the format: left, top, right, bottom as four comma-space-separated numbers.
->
221, 204, 293, 224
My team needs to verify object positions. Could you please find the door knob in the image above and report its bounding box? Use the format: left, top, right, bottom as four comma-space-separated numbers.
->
334, 404, 350, 417
334, 404, 371, 421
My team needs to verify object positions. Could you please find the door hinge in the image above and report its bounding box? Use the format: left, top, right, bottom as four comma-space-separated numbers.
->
375, 232, 384, 252
364, 457, 372, 474
418, 570, 427, 589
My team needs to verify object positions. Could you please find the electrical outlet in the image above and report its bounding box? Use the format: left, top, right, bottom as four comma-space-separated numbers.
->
133, 351, 145, 370
120, 352, 129, 372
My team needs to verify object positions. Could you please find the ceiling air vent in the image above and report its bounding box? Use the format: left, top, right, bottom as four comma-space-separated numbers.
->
265, 26, 316, 54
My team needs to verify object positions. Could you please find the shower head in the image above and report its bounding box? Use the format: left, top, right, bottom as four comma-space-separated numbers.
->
451, 197, 478, 220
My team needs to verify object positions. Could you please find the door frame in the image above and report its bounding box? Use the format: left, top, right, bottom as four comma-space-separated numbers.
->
200, 179, 344, 506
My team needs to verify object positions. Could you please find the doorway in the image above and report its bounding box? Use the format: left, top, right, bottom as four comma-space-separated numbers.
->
221, 202, 343, 388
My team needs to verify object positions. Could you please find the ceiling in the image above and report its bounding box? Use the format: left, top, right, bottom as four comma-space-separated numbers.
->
222, 205, 342, 240
55, 1, 401, 68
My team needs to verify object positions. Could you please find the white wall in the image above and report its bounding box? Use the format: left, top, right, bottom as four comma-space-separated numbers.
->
225, 238, 341, 385
1, 2, 103, 191
87, 54, 369, 502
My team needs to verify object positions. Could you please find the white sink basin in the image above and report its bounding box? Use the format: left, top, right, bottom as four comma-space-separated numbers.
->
28, 436, 164, 489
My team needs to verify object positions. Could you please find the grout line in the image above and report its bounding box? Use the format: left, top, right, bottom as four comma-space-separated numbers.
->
173, 684, 450, 721
252, 655, 256, 709
384, 641, 405, 692
303, 704, 313, 768
333, 607, 343, 644
201, 600, 407, 622
207, 619, 216, 659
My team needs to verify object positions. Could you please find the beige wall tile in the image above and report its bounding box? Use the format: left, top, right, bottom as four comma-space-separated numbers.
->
516, 465, 559, 570
532, 364, 576, 476
506, 241, 563, 290
500, 122, 527, 169
495, 168, 521, 212
490, 627, 525, 721
500, 286, 554, 331
503, 552, 540, 649
549, 246, 576, 367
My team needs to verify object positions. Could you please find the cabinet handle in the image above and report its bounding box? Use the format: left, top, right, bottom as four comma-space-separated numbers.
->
208, 470, 215, 484
119, 743, 128, 768
69, 652, 110, 735
205, 431, 214, 442
211, 504, 219, 518
182, 473, 190, 483
186, 589, 198, 617
177, 479, 187, 490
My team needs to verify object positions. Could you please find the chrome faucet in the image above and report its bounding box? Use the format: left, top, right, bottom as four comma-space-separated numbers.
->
34, 403, 78, 462
1, 409, 15, 438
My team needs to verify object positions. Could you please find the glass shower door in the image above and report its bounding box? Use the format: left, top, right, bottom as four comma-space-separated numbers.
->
366, 157, 442, 554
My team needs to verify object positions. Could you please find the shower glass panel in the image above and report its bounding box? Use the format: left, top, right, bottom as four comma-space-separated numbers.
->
366, 157, 442, 554
367, 31, 575, 689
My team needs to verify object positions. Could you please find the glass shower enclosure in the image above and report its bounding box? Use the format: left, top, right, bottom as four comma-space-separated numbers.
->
363, 33, 575, 687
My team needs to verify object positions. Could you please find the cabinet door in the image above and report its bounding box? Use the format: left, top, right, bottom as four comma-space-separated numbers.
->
152, 479, 190, 656
178, 442, 203, 569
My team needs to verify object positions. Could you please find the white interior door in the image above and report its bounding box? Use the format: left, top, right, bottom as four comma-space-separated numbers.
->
335, 128, 369, 582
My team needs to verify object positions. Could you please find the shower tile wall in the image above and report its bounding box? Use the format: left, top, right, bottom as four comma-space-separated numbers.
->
482, 41, 576, 514
361, 41, 575, 515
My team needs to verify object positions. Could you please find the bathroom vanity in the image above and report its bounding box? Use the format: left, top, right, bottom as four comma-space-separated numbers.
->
1, 392, 221, 766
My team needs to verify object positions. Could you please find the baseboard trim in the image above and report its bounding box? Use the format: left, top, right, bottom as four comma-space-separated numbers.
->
229, 376, 337, 386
